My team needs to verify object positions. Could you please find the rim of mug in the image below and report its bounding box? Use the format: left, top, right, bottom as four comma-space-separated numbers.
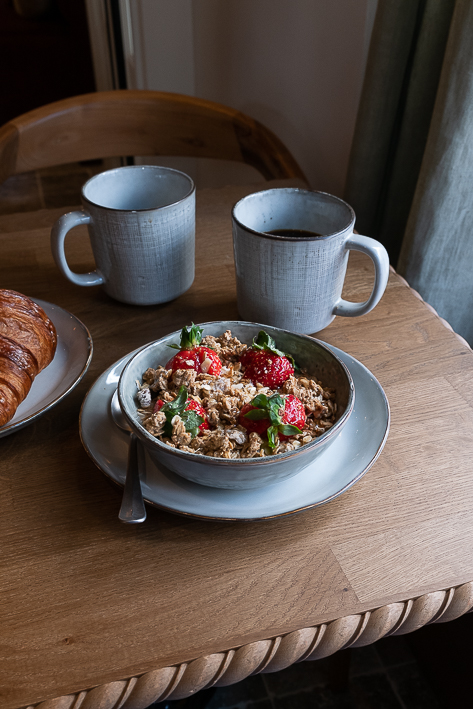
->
81, 164, 196, 213
232, 188, 355, 240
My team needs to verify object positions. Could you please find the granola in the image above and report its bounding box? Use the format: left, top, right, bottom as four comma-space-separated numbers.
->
135, 329, 337, 458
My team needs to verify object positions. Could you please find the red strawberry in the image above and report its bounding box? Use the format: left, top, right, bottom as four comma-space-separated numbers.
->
239, 393, 305, 449
166, 324, 222, 376
241, 330, 295, 387
239, 347, 257, 369
154, 397, 209, 433
277, 395, 306, 440
244, 350, 294, 388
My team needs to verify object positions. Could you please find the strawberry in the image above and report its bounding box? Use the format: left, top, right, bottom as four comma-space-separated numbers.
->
239, 393, 306, 449
154, 386, 209, 437
239, 347, 257, 369
241, 330, 296, 387
166, 324, 222, 376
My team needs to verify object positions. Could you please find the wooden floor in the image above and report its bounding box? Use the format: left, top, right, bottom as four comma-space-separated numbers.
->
2, 163, 471, 709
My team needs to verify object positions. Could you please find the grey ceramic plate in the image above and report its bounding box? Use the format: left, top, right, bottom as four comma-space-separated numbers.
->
0, 299, 93, 438
80, 344, 390, 521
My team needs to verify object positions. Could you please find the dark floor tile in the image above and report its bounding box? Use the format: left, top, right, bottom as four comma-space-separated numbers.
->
388, 663, 442, 709
376, 636, 416, 668
349, 673, 404, 709
274, 686, 353, 709
205, 674, 268, 709
349, 645, 383, 677
405, 615, 473, 709
0, 172, 42, 214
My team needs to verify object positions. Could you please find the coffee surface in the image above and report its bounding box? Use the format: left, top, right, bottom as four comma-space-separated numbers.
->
265, 228, 323, 238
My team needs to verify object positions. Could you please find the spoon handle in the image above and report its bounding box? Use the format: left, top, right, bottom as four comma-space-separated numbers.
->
119, 433, 147, 523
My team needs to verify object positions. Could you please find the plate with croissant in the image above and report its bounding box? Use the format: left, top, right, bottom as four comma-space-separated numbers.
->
0, 289, 92, 437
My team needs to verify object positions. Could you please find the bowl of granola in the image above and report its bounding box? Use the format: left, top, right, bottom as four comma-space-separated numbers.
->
118, 321, 355, 489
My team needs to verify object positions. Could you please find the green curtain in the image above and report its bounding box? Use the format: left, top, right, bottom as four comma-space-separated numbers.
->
344, 0, 473, 345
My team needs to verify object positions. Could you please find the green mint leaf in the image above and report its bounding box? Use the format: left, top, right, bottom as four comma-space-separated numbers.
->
163, 420, 173, 437
252, 330, 285, 357
267, 395, 284, 426
244, 408, 269, 421
161, 386, 188, 414
252, 329, 299, 371
266, 425, 279, 449
181, 409, 204, 438
250, 393, 269, 408
278, 424, 303, 436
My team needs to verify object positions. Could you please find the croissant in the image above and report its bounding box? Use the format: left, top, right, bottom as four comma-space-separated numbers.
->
0, 289, 57, 427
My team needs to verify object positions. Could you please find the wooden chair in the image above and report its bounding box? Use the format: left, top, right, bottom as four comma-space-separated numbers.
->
0, 90, 307, 185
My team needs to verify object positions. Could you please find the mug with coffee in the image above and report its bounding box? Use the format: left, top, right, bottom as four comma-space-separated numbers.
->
232, 188, 390, 334
51, 165, 195, 305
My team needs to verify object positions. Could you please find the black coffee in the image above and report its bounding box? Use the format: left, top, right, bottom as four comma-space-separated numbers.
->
266, 228, 323, 238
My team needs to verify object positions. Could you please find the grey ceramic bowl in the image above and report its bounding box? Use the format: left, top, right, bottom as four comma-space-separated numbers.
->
118, 321, 355, 489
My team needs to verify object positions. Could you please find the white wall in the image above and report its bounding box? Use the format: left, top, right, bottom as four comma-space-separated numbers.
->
120, 0, 377, 195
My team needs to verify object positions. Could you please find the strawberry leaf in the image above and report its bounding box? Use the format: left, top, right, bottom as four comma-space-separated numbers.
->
167, 323, 203, 350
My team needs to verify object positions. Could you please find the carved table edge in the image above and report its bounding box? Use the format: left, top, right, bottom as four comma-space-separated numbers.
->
23, 580, 473, 709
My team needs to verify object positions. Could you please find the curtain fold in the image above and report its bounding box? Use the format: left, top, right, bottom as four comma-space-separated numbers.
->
398, 0, 473, 344
344, 0, 473, 345
344, 0, 455, 264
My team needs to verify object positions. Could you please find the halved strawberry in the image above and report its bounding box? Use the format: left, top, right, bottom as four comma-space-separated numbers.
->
166, 324, 222, 376
239, 393, 306, 449
154, 386, 209, 436
241, 330, 296, 387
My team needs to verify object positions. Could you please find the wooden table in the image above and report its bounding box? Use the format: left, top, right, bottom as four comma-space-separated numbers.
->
2, 179, 473, 709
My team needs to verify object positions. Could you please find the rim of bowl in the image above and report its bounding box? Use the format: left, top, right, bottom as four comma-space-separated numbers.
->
117, 321, 355, 466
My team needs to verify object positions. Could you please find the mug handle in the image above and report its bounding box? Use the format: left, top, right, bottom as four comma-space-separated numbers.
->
333, 233, 390, 317
50, 210, 105, 286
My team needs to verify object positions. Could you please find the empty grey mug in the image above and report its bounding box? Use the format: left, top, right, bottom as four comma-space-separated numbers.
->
232, 188, 390, 334
51, 165, 195, 305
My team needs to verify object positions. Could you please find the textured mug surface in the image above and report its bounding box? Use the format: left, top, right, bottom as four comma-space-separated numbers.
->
232, 188, 389, 334
51, 165, 195, 305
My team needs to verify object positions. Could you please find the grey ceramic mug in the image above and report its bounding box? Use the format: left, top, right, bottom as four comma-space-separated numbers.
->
51, 165, 195, 305
232, 188, 390, 334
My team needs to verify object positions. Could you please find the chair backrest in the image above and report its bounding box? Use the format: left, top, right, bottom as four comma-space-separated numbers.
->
0, 90, 307, 185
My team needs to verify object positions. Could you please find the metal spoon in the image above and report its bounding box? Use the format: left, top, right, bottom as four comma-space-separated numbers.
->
111, 389, 147, 523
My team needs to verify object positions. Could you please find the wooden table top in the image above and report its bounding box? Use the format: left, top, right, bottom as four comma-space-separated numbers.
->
2, 179, 473, 709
